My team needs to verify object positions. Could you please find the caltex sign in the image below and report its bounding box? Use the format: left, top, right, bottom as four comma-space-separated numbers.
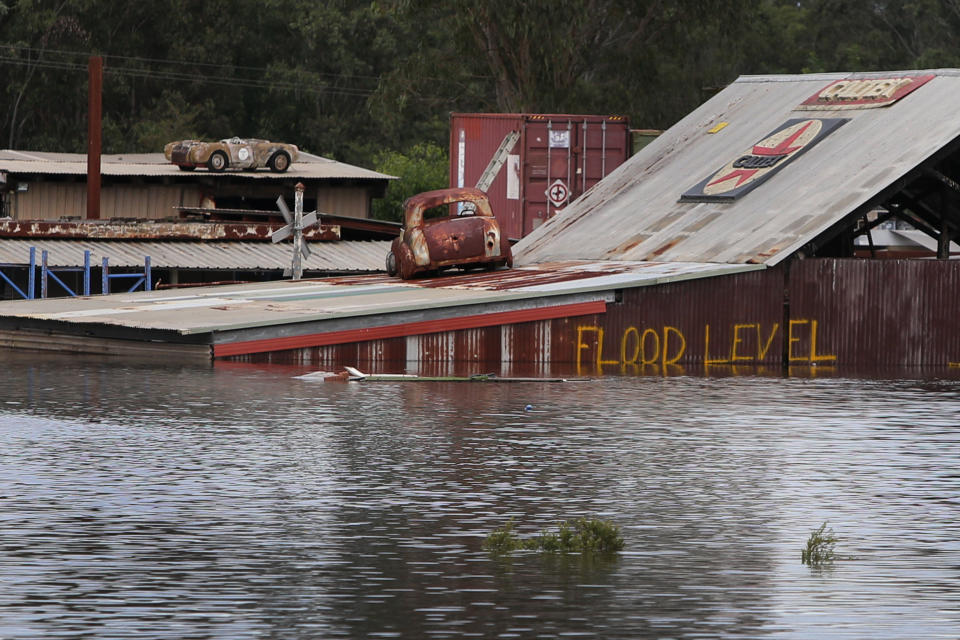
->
681, 118, 847, 202
797, 74, 934, 110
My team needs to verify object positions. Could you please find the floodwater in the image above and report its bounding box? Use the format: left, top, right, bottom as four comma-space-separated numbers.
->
1, 352, 959, 639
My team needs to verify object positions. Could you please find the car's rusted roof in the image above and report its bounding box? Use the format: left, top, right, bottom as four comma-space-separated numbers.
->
403, 187, 489, 210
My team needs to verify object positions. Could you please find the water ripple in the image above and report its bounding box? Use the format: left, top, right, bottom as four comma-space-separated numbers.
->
1, 354, 959, 638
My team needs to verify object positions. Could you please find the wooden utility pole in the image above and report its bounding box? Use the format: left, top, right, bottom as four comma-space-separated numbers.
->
86, 56, 102, 220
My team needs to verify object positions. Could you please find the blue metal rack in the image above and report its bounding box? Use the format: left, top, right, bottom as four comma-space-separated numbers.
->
0, 247, 152, 299
41, 250, 91, 298
101, 255, 152, 294
0, 246, 37, 299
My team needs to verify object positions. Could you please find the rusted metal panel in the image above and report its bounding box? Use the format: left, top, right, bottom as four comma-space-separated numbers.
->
450, 113, 630, 240
176, 208, 401, 238
788, 259, 960, 367
0, 238, 390, 271
0, 220, 339, 242
419, 217, 497, 263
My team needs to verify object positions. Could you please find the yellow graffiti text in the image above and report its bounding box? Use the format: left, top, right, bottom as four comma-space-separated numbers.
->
576, 320, 836, 374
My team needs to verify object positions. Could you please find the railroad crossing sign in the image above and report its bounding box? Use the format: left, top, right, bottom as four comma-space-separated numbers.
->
546, 179, 569, 207
271, 183, 319, 280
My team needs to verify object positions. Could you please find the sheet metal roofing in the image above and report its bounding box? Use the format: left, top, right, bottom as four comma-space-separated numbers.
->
0, 149, 394, 181
515, 69, 960, 267
0, 261, 757, 335
0, 238, 391, 271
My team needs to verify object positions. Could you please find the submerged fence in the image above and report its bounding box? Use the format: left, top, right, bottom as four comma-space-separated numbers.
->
0, 247, 152, 300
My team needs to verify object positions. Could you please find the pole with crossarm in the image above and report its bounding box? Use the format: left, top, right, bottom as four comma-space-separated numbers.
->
292, 183, 304, 280
272, 183, 317, 280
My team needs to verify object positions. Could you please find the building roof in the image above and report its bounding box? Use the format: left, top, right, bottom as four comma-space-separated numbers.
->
0, 260, 757, 336
0, 149, 394, 181
515, 69, 960, 267
0, 238, 391, 272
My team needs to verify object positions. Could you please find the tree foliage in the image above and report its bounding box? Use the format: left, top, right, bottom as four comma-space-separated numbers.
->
371, 142, 448, 221
3, 0, 960, 173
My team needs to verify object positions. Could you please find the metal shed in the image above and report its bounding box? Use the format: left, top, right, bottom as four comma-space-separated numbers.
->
515, 70, 960, 266
0, 149, 394, 221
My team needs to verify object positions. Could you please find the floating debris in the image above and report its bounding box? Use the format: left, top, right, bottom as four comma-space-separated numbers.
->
294, 366, 589, 383
294, 370, 350, 382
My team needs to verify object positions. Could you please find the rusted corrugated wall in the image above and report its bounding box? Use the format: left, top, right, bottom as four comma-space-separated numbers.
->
571, 268, 786, 374
789, 259, 960, 366
231, 259, 960, 372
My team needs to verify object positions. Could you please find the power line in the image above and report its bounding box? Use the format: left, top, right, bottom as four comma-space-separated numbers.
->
0, 55, 378, 98
0, 42, 384, 83
0, 43, 380, 98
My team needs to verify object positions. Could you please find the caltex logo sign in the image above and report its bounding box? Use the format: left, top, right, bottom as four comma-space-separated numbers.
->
797, 74, 933, 110
681, 118, 848, 202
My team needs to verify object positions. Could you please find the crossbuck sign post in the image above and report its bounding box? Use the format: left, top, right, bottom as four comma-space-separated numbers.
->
271, 182, 318, 280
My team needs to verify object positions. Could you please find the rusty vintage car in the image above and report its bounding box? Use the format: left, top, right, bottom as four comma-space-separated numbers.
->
386, 187, 512, 280
163, 137, 298, 172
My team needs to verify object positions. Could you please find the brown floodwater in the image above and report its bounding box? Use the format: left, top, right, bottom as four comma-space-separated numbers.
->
1, 352, 959, 638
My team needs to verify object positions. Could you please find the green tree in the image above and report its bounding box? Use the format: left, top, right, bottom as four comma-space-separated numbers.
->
6, 0, 960, 174
371, 142, 448, 221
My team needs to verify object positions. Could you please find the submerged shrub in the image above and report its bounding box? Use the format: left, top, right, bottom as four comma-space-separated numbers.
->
802, 522, 840, 566
483, 518, 624, 554
483, 519, 525, 553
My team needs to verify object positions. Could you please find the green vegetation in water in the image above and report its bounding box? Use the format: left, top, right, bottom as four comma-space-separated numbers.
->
483, 518, 625, 554
801, 521, 840, 566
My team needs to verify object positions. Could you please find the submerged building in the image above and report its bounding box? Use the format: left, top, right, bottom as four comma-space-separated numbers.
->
1, 70, 959, 372
0, 150, 398, 292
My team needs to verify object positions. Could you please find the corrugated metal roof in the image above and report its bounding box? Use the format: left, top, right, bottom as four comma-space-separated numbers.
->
393, 259, 757, 292
515, 69, 960, 267
0, 238, 391, 271
0, 261, 757, 335
0, 149, 394, 181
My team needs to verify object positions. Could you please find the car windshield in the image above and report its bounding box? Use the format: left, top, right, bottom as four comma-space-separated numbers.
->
422, 204, 456, 220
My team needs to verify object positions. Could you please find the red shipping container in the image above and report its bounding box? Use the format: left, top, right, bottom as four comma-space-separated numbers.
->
449, 113, 630, 240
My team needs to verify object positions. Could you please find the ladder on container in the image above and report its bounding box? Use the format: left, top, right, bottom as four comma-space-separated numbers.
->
474, 130, 520, 193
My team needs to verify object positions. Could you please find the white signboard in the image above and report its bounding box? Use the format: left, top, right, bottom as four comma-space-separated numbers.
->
506, 155, 520, 200
549, 130, 570, 148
